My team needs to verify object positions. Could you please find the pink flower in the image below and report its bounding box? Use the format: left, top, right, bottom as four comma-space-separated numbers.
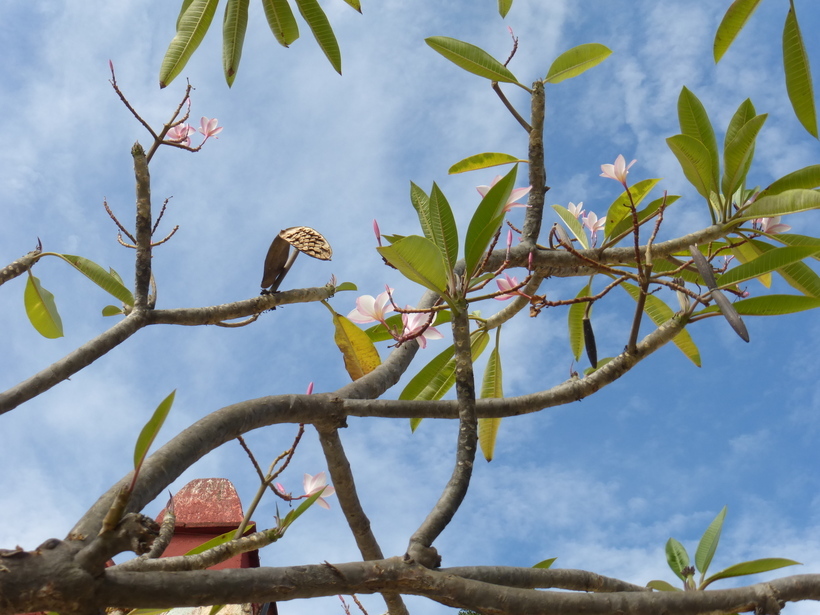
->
348, 289, 395, 325
754, 216, 791, 234
495, 273, 522, 300
275, 482, 288, 496
567, 202, 585, 219
582, 211, 606, 246
600, 155, 636, 187
402, 310, 443, 349
477, 176, 532, 212
166, 123, 196, 147
198, 117, 223, 141
303, 472, 336, 510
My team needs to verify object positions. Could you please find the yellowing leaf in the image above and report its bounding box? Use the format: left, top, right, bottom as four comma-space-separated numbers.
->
449, 152, 527, 174
24, 274, 63, 339
324, 302, 381, 380
479, 342, 503, 461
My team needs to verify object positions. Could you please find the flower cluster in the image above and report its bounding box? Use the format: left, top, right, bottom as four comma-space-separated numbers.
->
348, 288, 443, 348
166, 116, 223, 147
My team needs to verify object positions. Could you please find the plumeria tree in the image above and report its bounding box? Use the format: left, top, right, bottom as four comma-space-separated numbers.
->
3, 1, 820, 615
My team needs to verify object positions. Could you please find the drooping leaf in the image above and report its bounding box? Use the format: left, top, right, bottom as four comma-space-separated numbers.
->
689, 245, 718, 289
621, 282, 701, 366
551, 205, 589, 250
722, 114, 767, 198
582, 317, 597, 368
695, 506, 727, 576
678, 87, 720, 191
102, 305, 124, 317
717, 246, 820, 287
605, 195, 680, 245
783, 6, 818, 138
176, 0, 196, 30
714, 0, 763, 62
134, 390, 176, 472
401, 330, 490, 432
666, 134, 718, 201
377, 235, 450, 296
222, 0, 249, 86
59, 254, 134, 306
428, 183, 459, 273
665, 537, 690, 581
603, 178, 661, 238
323, 303, 381, 381
340, 0, 361, 12
294, 0, 341, 74
449, 152, 526, 174
24, 274, 63, 339
544, 43, 612, 84
425, 36, 520, 84
763, 165, 820, 195
702, 558, 801, 589
533, 557, 557, 569
261, 0, 299, 46
159, 0, 220, 88
739, 189, 820, 220
479, 339, 504, 462
464, 165, 517, 279
567, 284, 591, 361
498, 0, 513, 18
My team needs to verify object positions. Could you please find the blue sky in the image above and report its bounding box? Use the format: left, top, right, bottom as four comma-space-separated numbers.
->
1, 1, 820, 614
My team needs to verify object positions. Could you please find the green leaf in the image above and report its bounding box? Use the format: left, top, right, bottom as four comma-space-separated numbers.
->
739, 189, 820, 219
464, 165, 517, 278
294, 0, 341, 74
409, 182, 433, 239
59, 254, 134, 306
730, 239, 771, 288
449, 152, 527, 174
280, 490, 324, 530
695, 506, 727, 576
261, 0, 299, 46
401, 330, 489, 431
184, 525, 255, 556
176, 0, 196, 30
713, 0, 763, 62
428, 183, 459, 273
498, 0, 513, 18
340, 0, 361, 12
544, 43, 612, 84
551, 204, 589, 249
334, 282, 357, 292
621, 282, 701, 366
666, 134, 717, 200
159, 0, 220, 88
567, 283, 591, 361
746, 239, 820, 297
533, 557, 557, 569
222, 0, 249, 86
603, 178, 661, 239
763, 165, 820, 195
725, 99, 757, 147
727, 294, 820, 315
102, 305, 124, 317
133, 390, 176, 471
702, 558, 801, 589
722, 114, 767, 198
717, 246, 820, 287
771, 233, 820, 260
666, 537, 690, 581
425, 37, 520, 84
24, 274, 63, 339
647, 580, 682, 592
479, 342, 503, 462
377, 236, 450, 296
208, 606, 226, 615
678, 87, 720, 192
783, 6, 818, 138
605, 195, 680, 245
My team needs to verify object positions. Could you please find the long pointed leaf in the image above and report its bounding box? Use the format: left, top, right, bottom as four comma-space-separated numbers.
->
783, 7, 818, 138
678, 87, 719, 191
713, 0, 763, 62
464, 165, 517, 278
740, 189, 820, 220
60, 254, 134, 306
722, 114, 767, 198
666, 134, 717, 200
552, 205, 589, 249
377, 235, 449, 295
222, 0, 249, 86
666, 538, 690, 581
749, 239, 820, 297
605, 195, 680, 245
603, 178, 661, 239
24, 274, 63, 339
261, 0, 299, 46
702, 558, 801, 589
717, 246, 820, 287
479, 343, 503, 462
763, 165, 820, 195
134, 390, 176, 471
409, 182, 433, 240
726, 294, 820, 315
159, 0, 220, 88
449, 152, 527, 174
294, 0, 341, 74
429, 183, 459, 273
498, 0, 513, 18
621, 282, 701, 366
544, 43, 611, 84
425, 37, 520, 84
324, 303, 381, 381
695, 506, 727, 576
567, 283, 592, 361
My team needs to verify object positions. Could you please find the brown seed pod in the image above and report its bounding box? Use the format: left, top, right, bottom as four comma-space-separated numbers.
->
279, 226, 333, 261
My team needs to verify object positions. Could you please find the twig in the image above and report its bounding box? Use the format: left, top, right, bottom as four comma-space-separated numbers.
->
492, 82, 532, 133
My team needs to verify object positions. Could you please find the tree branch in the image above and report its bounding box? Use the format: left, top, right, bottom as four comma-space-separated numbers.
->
522, 80, 546, 246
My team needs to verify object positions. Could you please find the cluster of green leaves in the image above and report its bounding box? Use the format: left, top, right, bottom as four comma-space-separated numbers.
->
649, 506, 800, 594
161, 0, 361, 88
24, 253, 134, 339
